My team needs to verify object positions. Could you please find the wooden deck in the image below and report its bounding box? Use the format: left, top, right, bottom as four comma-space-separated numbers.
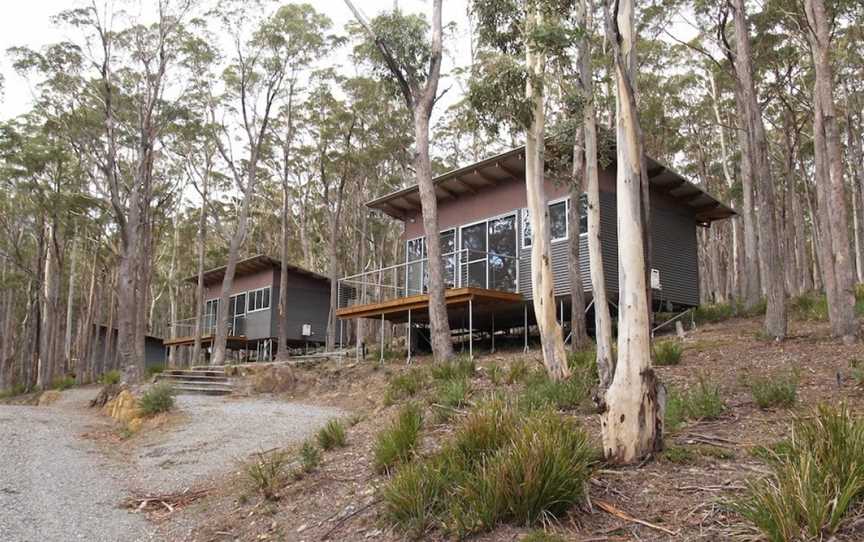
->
163, 334, 248, 347
335, 287, 523, 322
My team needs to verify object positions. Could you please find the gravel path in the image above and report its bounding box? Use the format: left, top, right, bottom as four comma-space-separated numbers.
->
0, 388, 155, 542
131, 395, 344, 492
0, 388, 344, 542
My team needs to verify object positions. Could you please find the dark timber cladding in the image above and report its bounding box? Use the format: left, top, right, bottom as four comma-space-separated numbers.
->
352, 140, 735, 317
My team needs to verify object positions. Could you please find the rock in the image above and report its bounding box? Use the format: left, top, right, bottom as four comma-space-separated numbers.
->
127, 417, 144, 433
296, 524, 307, 533
103, 389, 141, 424
38, 390, 61, 406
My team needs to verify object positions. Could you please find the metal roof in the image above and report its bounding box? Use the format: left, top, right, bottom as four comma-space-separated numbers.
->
367, 143, 736, 226
186, 255, 329, 286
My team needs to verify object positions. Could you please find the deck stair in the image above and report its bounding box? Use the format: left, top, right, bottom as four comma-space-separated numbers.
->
154, 367, 234, 395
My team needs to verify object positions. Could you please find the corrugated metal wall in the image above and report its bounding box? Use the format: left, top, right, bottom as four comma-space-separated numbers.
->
517, 191, 699, 307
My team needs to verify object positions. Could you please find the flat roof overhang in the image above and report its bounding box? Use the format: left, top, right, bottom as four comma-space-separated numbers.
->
366, 143, 736, 226
335, 287, 523, 323
185, 254, 329, 287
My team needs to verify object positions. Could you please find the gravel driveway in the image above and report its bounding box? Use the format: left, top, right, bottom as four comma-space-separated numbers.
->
0, 388, 155, 542
0, 388, 344, 542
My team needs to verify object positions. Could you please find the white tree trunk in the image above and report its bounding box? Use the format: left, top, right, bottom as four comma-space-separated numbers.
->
602, 0, 662, 464
525, 5, 569, 380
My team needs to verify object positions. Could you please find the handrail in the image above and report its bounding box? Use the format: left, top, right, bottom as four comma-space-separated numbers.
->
337, 248, 522, 309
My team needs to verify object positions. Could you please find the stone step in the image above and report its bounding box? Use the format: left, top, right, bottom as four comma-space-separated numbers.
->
169, 383, 234, 396
158, 371, 228, 381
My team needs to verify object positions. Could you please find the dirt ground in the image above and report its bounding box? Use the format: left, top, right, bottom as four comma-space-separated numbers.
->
155, 316, 864, 542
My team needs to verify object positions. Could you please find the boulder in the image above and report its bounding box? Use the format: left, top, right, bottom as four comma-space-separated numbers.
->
38, 390, 61, 406
103, 389, 142, 424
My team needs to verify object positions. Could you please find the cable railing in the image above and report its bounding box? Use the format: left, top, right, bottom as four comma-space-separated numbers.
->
337, 248, 521, 309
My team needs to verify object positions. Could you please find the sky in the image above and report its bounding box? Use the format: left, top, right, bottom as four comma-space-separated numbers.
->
0, 0, 475, 121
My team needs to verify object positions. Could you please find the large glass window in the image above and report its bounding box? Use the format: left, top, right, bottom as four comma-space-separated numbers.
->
461, 222, 488, 287
549, 200, 567, 241
406, 237, 424, 295
405, 229, 455, 295
488, 214, 517, 291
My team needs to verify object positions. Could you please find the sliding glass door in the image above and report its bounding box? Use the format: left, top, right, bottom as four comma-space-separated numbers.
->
405, 229, 456, 295
488, 214, 517, 291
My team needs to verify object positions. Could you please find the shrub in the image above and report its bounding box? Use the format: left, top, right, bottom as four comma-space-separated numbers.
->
52, 376, 76, 391
506, 358, 531, 384
0, 383, 27, 399
244, 450, 289, 501
100, 370, 122, 385
450, 410, 594, 535
694, 302, 735, 324
653, 339, 683, 366
374, 403, 423, 473
139, 383, 175, 416
735, 405, 864, 541
316, 419, 347, 450
431, 357, 475, 382
436, 377, 471, 409
790, 292, 829, 321
750, 371, 798, 409
385, 369, 426, 405
520, 372, 591, 412
298, 440, 320, 474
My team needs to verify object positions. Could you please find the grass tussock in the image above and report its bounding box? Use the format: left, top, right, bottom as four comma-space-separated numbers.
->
52, 376, 76, 391
244, 450, 289, 501
665, 378, 725, 432
298, 440, 321, 474
384, 368, 426, 405
374, 402, 423, 473
99, 370, 122, 385
139, 383, 175, 416
0, 383, 27, 399
519, 372, 592, 412
653, 339, 683, 366
431, 357, 475, 382
436, 377, 471, 409
506, 358, 532, 384
735, 405, 864, 541
316, 419, 347, 450
790, 292, 829, 321
381, 398, 595, 538
693, 299, 766, 325
750, 370, 799, 409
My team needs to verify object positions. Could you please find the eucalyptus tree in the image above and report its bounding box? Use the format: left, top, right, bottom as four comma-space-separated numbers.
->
802, 0, 857, 342
345, 0, 455, 362
601, 0, 664, 463
469, 0, 577, 380
209, 1, 312, 365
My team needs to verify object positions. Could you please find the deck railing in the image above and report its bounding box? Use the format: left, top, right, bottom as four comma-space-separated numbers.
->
168, 314, 246, 338
337, 248, 521, 310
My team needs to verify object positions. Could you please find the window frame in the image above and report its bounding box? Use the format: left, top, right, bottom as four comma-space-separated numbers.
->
246, 286, 271, 313
521, 195, 589, 249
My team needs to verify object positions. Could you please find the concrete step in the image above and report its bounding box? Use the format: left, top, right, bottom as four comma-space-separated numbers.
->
155, 369, 234, 395
158, 371, 228, 381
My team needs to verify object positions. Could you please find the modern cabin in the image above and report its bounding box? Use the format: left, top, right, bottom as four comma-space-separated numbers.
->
336, 144, 735, 355
165, 255, 331, 361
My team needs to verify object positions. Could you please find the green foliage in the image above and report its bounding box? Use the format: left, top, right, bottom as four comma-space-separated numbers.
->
567, 348, 598, 378
681, 378, 726, 420
430, 356, 475, 382
449, 410, 594, 535
693, 302, 735, 324
506, 358, 532, 384
663, 445, 697, 464
374, 402, 423, 473
316, 419, 347, 450
521, 531, 567, 542
298, 440, 321, 474
0, 384, 27, 399
436, 377, 471, 409
735, 405, 864, 541
487, 364, 503, 385
519, 372, 591, 412
380, 399, 594, 538
145, 365, 165, 379
52, 376, 76, 391
100, 370, 122, 385
385, 368, 426, 405
139, 383, 175, 416
750, 371, 799, 409
790, 292, 829, 321
244, 450, 289, 501
653, 339, 683, 366
664, 389, 686, 433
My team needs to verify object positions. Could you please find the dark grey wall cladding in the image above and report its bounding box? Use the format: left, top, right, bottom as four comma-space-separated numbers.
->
245, 309, 272, 340
518, 191, 699, 307
271, 269, 331, 343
